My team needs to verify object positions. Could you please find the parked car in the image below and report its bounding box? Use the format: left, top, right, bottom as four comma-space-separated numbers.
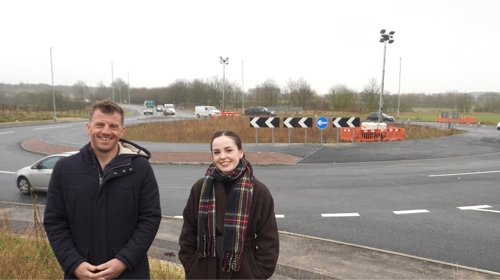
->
497, 122, 500, 130
156, 104, 164, 112
143, 108, 153, 115
163, 104, 176, 116
366, 112, 395, 122
16, 151, 79, 195
244, 106, 277, 116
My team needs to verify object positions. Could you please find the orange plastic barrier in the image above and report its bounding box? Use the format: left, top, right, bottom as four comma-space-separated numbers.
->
340, 128, 355, 142
382, 127, 405, 141
340, 127, 405, 142
359, 129, 382, 142
215, 112, 239, 118
436, 116, 476, 124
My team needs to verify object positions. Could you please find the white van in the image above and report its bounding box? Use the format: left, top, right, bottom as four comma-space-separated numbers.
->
195, 106, 220, 118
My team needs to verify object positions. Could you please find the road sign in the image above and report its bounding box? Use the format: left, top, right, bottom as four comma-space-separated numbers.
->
332, 117, 360, 128
284, 117, 313, 128
250, 117, 280, 128
316, 116, 328, 129
144, 100, 155, 108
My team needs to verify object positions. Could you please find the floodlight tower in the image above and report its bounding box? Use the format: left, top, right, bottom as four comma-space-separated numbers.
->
220, 56, 229, 111
378, 29, 395, 122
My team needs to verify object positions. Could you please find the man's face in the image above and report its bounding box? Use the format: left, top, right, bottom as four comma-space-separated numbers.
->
85, 109, 125, 154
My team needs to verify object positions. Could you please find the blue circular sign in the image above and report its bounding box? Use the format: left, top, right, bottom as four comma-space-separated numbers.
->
316, 116, 328, 129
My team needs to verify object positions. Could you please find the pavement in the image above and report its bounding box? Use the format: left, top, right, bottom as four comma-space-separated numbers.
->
4, 134, 500, 279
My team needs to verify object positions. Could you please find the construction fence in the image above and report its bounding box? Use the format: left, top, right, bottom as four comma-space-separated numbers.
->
340, 126, 405, 142
436, 116, 476, 124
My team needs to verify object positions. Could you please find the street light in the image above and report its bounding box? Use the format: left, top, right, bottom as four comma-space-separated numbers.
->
241, 60, 244, 112
220, 56, 229, 111
49, 47, 56, 121
398, 57, 402, 119
378, 29, 395, 122
111, 61, 114, 102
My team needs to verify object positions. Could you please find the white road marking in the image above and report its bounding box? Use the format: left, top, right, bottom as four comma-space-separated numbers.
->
458, 205, 500, 213
0, 131, 14, 135
321, 213, 360, 217
275, 214, 285, 218
393, 209, 429, 215
429, 170, 500, 177
0, 170, 15, 174
33, 125, 72, 130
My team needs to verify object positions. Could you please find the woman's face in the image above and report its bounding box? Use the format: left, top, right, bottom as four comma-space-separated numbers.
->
211, 135, 244, 175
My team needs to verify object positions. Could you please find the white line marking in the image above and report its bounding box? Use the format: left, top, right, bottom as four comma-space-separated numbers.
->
0, 171, 15, 174
458, 205, 500, 213
0, 131, 14, 135
33, 125, 72, 130
322, 213, 360, 217
275, 214, 285, 218
173, 215, 183, 219
429, 170, 500, 177
393, 209, 429, 215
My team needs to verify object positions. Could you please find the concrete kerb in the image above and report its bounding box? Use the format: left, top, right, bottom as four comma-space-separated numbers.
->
20, 137, 301, 166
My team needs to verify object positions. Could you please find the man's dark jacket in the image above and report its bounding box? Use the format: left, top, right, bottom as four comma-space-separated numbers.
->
43, 139, 162, 279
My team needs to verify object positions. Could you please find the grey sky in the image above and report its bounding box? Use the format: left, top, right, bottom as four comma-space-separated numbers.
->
2, 0, 499, 95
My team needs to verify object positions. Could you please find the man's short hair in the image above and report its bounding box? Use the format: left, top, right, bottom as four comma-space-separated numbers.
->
89, 99, 124, 125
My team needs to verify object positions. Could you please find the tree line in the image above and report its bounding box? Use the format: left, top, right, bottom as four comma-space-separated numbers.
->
1, 79, 499, 113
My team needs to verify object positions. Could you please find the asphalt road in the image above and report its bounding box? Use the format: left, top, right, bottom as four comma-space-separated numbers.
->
1, 106, 499, 274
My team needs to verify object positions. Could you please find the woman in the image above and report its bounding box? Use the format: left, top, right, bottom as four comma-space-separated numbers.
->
179, 130, 279, 279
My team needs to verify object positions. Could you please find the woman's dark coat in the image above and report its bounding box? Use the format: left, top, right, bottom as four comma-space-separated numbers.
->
43, 140, 162, 279
179, 177, 279, 279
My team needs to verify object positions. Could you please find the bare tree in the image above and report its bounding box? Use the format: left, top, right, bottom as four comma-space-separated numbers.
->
327, 84, 358, 112
360, 78, 380, 112
253, 79, 281, 106
285, 78, 316, 110
112, 78, 129, 103
73, 80, 88, 101
455, 93, 474, 113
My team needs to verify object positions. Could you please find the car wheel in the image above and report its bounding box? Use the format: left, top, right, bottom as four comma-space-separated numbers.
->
209, 114, 212, 118
197, 114, 201, 118
18, 177, 32, 195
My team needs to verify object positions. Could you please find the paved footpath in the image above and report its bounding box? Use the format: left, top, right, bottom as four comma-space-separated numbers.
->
8, 136, 500, 279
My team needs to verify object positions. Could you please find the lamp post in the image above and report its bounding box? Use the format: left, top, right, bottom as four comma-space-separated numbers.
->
241, 60, 244, 112
398, 57, 401, 119
128, 71, 131, 104
49, 47, 56, 121
378, 29, 395, 122
111, 61, 114, 102
220, 56, 229, 112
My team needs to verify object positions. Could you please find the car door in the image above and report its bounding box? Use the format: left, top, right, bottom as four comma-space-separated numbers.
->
29, 156, 63, 191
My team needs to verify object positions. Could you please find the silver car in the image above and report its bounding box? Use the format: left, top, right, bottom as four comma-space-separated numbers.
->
16, 151, 78, 195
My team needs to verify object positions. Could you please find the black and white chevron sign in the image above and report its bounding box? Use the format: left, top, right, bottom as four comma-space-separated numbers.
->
250, 117, 280, 128
332, 117, 360, 128
283, 117, 313, 128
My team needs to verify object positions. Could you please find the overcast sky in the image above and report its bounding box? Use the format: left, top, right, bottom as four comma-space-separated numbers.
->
2, 0, 499, 95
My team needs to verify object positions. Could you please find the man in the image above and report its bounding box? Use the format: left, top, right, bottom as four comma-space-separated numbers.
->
44, 100, 161, 279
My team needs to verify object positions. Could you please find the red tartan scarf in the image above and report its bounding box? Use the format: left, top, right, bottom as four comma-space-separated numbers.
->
197, 157, 254, 272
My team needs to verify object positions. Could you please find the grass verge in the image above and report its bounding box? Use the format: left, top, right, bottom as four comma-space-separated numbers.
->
0, 194, 185, 279
123, 116, 464, 143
